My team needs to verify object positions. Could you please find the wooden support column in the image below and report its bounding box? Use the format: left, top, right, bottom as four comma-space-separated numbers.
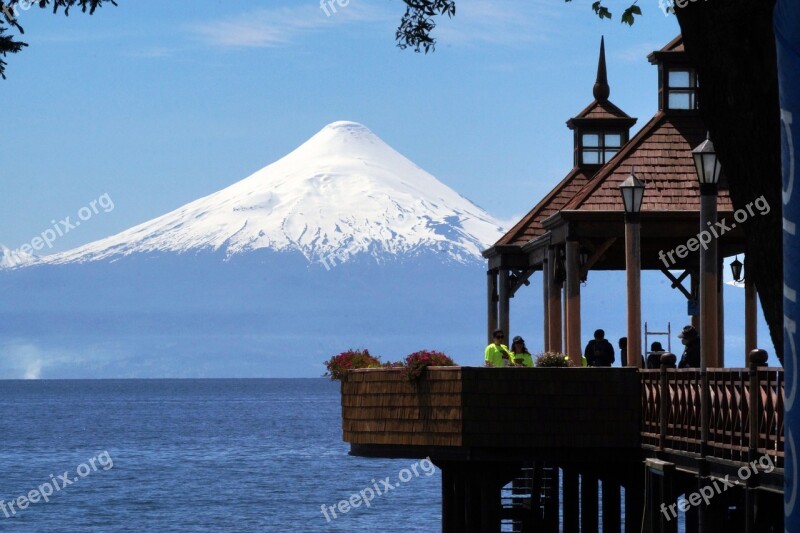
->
624, 463, 645, 533
563, 467, 579, 533
565, 240, 582, 365
543, 264, 551, 352
480, 477, 501, 533
744, 255, 757, 360
581, 473, 599, 533
441, 464, 455, 533
544, 466, 560, 532
465, 477, 482, 533
691, 269, 700, 330
499, 269, 511, 342
487, 270, 498, 341
602, 478, 621, 533
699, 191, 719, 369
547, 247, 563, 353
718, 256, 725, 367
624, 213, 642, 368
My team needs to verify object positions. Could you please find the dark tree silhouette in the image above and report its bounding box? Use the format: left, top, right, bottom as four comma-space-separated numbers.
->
0, 0, 116, 78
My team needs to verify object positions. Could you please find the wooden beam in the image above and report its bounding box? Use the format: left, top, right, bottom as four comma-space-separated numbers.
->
508, 268, 535, 297
580, 237, 617, 279
660, 268, 694, 301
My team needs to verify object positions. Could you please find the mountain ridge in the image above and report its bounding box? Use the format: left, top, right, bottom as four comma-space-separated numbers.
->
7, 121, 504, 269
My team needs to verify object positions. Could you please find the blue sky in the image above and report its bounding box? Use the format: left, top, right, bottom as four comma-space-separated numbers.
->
1, 0, 682, 252
1, 1, 773, 359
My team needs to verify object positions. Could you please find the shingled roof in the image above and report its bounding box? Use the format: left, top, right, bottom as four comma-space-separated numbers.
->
494, 168, 593, 246
562, 112, 734, 213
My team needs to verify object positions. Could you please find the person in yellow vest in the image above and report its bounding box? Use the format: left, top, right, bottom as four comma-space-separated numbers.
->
484, 329, 512, 367
510, 336, 534, 367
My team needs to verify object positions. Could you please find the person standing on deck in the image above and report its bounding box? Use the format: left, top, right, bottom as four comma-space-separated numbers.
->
584, 329, 615, 367
510, 336, 534, 367
485, 329, 512, 367
619, 337, 628, 366
646, 342, 666, 369
677, 325, 701, 368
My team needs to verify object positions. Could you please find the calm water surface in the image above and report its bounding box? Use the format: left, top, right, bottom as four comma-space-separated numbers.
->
0, 379, 441, 532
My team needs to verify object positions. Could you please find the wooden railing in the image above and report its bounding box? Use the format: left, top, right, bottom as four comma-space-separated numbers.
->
640, 352, 784, 468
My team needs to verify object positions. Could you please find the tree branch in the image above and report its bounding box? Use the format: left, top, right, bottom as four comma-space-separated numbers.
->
0, 0, 117, 78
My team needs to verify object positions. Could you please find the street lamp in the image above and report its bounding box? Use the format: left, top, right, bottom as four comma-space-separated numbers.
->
692, 134, 723, 189
692, 133, 721, 370
731, 256, 744, 283
620, 168, 645, 367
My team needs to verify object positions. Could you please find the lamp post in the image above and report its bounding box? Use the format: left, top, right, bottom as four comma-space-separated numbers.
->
692, 134, 721, 533
620, 169, 645, 368
692, 134, 722, 370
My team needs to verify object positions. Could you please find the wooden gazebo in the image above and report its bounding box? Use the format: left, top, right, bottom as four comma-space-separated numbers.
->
483, 36, 756, 368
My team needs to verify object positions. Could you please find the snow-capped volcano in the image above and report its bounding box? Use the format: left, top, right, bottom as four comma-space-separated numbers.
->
34, 121, 504, 266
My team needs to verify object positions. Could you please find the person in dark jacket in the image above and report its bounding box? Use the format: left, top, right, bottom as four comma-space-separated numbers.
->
677, 325, 701, 368
646, 341, 665, 369
584, 329, 615, 367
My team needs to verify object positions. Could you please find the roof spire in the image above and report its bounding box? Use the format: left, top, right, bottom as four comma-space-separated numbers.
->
593, 36, 610, 101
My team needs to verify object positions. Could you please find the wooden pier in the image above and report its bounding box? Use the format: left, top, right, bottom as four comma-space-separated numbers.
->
339, 353, 784, 532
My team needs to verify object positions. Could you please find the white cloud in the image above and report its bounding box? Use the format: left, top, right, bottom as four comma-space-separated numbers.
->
189, 4, 389, 48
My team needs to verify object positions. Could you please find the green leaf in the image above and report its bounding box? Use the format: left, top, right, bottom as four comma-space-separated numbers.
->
621, 4, 642, 25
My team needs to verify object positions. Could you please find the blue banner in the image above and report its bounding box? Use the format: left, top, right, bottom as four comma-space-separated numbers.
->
777, 0, 800, 527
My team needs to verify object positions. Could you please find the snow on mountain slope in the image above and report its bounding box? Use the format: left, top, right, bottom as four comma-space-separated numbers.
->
26, 121, 505, 267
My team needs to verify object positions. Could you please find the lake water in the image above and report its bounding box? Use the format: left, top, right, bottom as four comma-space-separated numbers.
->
0, 379, 441, 532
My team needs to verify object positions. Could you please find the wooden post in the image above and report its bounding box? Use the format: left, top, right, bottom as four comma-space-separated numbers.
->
624, 214, 642, 368
499, 269, 510, 344
624, 463, 645, 533
746, 349, 768, 533
581, 473, 599, 533
718, 255, 725, 367
488, 270, 498, 341
563, 466, 579, 533
699, 191, 719, 369
465, 476, 481, 533
544, 466, 560, 532
547, 247, 563, 353
744, 255, 757, 360
442, 464, 455, 533
565, 240, 582, 365
543, 263, 551, 352
691, 268, 700, 330
602, 478, 621, 533
660, 353, 677, 451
